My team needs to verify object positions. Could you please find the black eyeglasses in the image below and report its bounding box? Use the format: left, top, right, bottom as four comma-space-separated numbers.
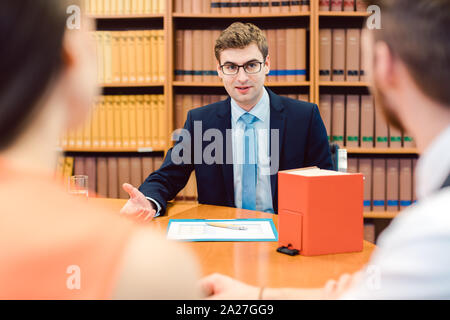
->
220, 61, 265, 75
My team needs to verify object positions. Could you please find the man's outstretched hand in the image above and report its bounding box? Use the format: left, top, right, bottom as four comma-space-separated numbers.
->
120, 183, 156, 221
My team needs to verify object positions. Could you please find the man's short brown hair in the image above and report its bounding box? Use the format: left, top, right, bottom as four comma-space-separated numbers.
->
214, 22, 268, 63
365, 0, 450, 106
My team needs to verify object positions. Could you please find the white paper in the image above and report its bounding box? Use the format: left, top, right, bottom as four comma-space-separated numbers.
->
166, 220, 277, 241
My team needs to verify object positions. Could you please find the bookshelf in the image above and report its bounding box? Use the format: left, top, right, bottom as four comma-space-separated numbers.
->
64, 1, 418, 238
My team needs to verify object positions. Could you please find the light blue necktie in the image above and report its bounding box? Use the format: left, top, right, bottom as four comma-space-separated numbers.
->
240, 113, 258, 210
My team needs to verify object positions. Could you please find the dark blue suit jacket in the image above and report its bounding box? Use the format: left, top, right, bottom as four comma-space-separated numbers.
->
139, 88, 333, 215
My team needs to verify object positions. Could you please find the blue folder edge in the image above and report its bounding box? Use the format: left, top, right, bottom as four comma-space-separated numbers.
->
166, 218, 279, 242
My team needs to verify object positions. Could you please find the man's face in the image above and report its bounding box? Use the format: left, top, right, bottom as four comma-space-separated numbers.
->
217, 43, 270, 110
362, 30, 406, 132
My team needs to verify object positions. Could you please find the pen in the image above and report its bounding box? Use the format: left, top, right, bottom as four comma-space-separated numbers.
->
206, 222, 247, 230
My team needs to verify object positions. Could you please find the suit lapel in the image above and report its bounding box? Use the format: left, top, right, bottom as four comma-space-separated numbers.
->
217, 98, 235, 206
267, 88, 286, 210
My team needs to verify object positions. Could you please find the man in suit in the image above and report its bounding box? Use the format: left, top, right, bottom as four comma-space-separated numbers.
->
120, 22, 333, 219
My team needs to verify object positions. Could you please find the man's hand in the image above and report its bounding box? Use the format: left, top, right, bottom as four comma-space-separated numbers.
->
120, 183, 156, 221
199, 273, 260, 300
322, 271, 364, 299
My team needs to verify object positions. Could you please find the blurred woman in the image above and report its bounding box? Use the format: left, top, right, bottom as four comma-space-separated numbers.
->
0, 0, 200, 299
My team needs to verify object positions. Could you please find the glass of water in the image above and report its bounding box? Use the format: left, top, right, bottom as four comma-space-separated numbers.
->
68, 175, 89, 198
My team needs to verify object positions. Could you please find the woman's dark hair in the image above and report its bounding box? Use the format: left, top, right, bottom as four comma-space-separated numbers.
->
0, 0, 70, 150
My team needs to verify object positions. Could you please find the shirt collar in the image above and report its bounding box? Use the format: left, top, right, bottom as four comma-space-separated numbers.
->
231, 87, 270, 125
416, 124, 450, 199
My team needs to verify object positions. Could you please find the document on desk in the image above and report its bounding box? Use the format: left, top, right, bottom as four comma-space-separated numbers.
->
166, 219, 278, 242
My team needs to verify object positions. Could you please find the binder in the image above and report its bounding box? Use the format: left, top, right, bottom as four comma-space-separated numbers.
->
270, 0, 281, 13
356, 0, 366, 11
184, 30, 193, 82
107, 157, 119, 198
130, 157, 142, 188
295, 28, 307, 81
345, 95, 360, 147
276, 28, 287, 81
343, 0, 355, 11
286, 29, 296, 82
331, 94, 345, 147
118, 157, 131, 199
113, 96, 122, 149
99, 97, 107, 148
85, 157, 97, 196
386, 159, 399, 211
175, 30, 184, 81
119, 31, 129, 83
135, 31, 145, 83
345, 29, 360, 82
375, 103, 389, 148
158, 30, 165, 81
319, 0, 330, 11
158, 95, 166, 148
348, 158, 358, 173
319, 29, 332, 81
331, 0, 343, 11
129, 95, 138, 148
151, 95, 159, 148
278, 167, 364, 256
144, 30, 152, 82
192, 30, 203, 83
136, 95, 145, 148
332, 29, 346, 81
372, 159, 386, 212
144, 95, 152, 147
97, 157, 108, 198
111, 32, 121, 83
105, 96, 115, 148
103, 32, 112, 84
319, 94, 332, 141
360, 95, 374, 148
202, 0, 211, 13
290, 0, 301, 12
141, 157, 154, 181
230, 0, 240, 14
359, 158, 372, 211
240, 0, 250, 14
399, 159, 412, 209
74, 157, 85, 176
150, 30, 158, 82
267, 29, 277, 82
389, 125, 402, 148
121, 95, 130, 148
250, 0, 261, 14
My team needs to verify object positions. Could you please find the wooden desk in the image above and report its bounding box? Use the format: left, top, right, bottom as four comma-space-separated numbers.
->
89, 198, 376, 288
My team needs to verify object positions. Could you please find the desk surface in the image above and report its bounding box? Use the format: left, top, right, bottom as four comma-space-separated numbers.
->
90, 198, 376, 288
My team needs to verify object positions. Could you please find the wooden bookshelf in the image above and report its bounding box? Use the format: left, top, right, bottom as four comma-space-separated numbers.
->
318, 12, 370, 17
364, 211, 400, 219
69, 1, 417, 226
101, 82, 164, 88
172, 12, 311, 18
346, 148, 419, 154
319, 81, 369, 87
88, 14, 164, 19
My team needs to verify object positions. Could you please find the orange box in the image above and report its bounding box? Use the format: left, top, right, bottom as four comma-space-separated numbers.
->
278, 167, 364, 256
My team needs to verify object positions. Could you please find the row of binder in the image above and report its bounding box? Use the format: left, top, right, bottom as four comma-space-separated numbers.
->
175, 0, 310, 13
92, 30, 165, 85
348, 157, 418, 212
175, 28, 307, 83
319, 0, 367, 11
60, 156, 198, 200
319, 94, 416, 148
83, 0, 166, 15
60, 95, 167, 150
319, 28, 366, 82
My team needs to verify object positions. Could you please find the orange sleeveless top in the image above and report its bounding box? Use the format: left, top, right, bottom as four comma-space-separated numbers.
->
0, 160, 136, 299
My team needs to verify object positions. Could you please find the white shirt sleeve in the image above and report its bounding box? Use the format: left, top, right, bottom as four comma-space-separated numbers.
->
341, 189, 450, 299
146, 197, 162, 217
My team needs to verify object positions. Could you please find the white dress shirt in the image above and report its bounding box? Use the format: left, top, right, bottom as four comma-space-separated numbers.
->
231, 88, 274, 213
341, 125, 450, 299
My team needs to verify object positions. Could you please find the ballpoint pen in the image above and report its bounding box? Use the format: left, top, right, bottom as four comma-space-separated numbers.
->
206, 222, 247, 230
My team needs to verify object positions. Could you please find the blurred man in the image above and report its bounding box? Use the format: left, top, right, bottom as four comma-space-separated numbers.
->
200, 0, 450, 299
